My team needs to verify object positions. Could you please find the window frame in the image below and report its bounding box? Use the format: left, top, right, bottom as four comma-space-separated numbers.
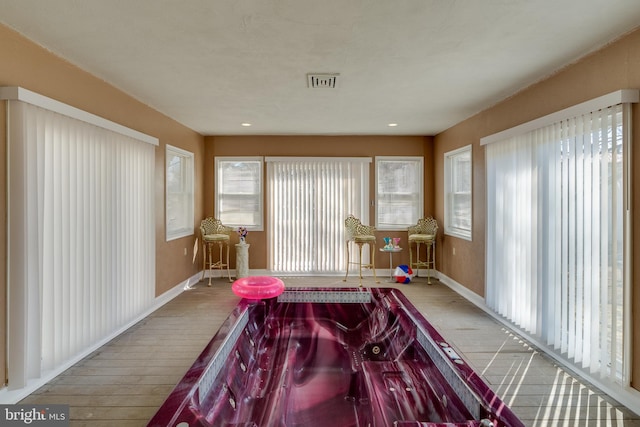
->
214, 156, 264, 231
444, 145, 472, 241
165, 144, 195, 241
374, 156, 424, 231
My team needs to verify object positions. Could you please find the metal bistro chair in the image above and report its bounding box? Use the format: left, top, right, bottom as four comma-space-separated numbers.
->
408, 217, 438, 284
200, 217, 233, 286
343, 214, 379, 286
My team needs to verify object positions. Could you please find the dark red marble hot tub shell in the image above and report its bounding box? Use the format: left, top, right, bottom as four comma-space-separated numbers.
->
147, 287, 524, 427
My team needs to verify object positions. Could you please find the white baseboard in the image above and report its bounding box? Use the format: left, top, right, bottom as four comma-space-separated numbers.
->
436, 271, 640, 417
196, 268, 425, 282
0, 274, 196, 404
436, 271, 487, 311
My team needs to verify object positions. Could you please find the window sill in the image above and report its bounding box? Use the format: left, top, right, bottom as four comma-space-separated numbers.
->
444, 229, 472, 241
166, 230, 194, 242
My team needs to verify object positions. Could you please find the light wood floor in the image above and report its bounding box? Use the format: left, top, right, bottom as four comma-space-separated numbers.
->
21, 276, 640, 427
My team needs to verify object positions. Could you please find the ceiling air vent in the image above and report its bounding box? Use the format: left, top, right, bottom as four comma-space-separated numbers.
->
307, 73, 339, 88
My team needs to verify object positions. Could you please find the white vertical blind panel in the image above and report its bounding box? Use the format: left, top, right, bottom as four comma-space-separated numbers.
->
267, 158, 370, 274
7, 100, 155, 387
485, 104, 627, 385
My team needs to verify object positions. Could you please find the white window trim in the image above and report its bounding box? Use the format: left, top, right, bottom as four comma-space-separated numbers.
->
215, 156, 264, 231
375, 156, 424, 231
480, 89, 639, 146
166, 144, 195, 241
444, 145, 472, 241
0, 86, 158, 145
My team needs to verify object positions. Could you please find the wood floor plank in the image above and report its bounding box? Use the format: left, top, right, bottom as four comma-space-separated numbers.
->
19, 276, 640, 426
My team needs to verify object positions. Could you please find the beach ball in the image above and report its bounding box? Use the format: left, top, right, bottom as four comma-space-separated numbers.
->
394, 265, 413, 284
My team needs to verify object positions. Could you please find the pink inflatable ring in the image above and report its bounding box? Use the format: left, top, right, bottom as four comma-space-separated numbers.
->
232, 276, 285, 300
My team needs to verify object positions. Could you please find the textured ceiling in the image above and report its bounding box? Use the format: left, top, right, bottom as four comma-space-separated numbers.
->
1, 0, 639, 135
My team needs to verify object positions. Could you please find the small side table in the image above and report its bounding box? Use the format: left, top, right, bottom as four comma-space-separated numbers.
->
235, 242, 250, 279
380, 247, 402, 282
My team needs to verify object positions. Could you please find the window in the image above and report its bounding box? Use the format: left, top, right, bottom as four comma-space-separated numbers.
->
4, 88, 156, 390
215, 157, 263, 230
483, 91, 636, 389
166, 144, 194, 241
266, 157, 370, 273
444, 145, 472, 240
375, 156, 423, 230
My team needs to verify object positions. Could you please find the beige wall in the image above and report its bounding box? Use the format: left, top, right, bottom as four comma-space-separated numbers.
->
0, 24, 205, 385
434, 27, 640, 390
204, 135, 434, 269
2, 17, 639, 395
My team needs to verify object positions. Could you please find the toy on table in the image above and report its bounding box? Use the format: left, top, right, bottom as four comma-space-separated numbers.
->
383, 237, 392, 249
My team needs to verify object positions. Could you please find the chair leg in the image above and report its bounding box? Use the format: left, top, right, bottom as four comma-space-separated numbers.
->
426, 241, 436, 285
409, 242, 413, 275
225, 242, 232, 282
370, 242, 379, 284
344, 240, 377, 286
343, 241, 350, 282
432, 241, 436, 282
357, 242, 364, 287
201, 243, 207, 282
208, 243, 214, 287
217, 242, 222, 280
426, 242, 431, 284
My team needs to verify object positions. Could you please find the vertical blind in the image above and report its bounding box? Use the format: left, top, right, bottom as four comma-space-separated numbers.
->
485, 103, 628, 384
7, 98, 156, 389
267, 157, 370, 273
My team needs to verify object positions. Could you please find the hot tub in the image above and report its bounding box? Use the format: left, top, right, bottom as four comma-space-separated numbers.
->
148, 288, 524, 427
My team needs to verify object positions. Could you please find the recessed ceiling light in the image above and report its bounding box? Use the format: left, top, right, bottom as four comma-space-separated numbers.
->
241, 123, 252, 127
388, 123, 398, 127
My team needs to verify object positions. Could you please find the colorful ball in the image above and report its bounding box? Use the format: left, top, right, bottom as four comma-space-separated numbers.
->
394, 264, 413, 284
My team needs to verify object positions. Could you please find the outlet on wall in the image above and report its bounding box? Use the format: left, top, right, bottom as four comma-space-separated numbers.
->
184, 248, 187, 256
452, 247, 456, 255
